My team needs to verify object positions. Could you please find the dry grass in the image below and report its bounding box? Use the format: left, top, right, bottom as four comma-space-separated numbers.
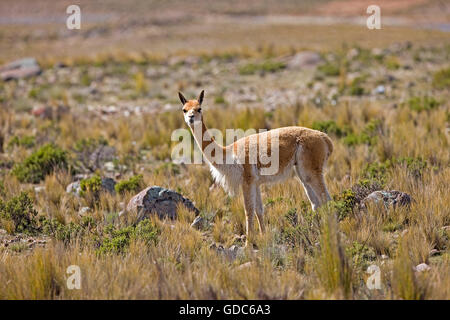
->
0, 1, 449, 298
0, 88, 448, 299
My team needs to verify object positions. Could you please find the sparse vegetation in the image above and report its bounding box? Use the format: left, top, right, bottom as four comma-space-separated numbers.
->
239, 60, 286, 75
432, 67, 450, 89
115, 174, 144, 194
408, 96, 440, 112
0, 2, 448, 300
0, 192, 39, 234
12, 144, 68, 183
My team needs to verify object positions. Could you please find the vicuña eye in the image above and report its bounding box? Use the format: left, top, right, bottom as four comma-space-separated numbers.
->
198, 108, 202, 112
183, 109, 187, 113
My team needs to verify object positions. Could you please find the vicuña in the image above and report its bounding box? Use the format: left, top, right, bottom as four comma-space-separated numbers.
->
179, 90, 333, 246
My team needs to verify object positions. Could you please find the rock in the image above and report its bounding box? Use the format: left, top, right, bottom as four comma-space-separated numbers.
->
66, 181, 82, 195
190, 216, 205, 230
89, 146, 116, 171
347, 48, 360, 60
124, 186, 199, 221
104, 161, 115, 172
66, 177, 116, 196
375, 85, 385, 94
78, 207, 91, 216
288, 51, 322, 69
34, 186, 45, 194
363, 190, 412, 209
100, 177, 116, 194
0, 57, 41, 81
414, 263, 431, 272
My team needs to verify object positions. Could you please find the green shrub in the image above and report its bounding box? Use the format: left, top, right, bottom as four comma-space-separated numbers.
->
408, 96, 439, 112
115, 174, 144, 194
41, 218, 83, 243
239, 60, 286, 75
79, 175, 102, 197
432, 67, 450, 89
341, 133, 360, 146
346, 241, 376, 270
214, 95, 226, 104
0, 192, 39, 234
342, 119, 381, 147
12, 144, 68, 183
332, 189, 356, 221
41, 216, 96, 244
384, 56, 400, 70
396, 157, 428, 179
318, 62, 340, 76
348, 77, 365, 96
97, 219, 159, 254
312, 120, 348, 138
7, 135, 35, 149
361, 161, 391, 186
0, 181, 5, 198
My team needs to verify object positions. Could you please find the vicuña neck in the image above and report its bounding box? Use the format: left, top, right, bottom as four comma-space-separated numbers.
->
189, 120, 226, 166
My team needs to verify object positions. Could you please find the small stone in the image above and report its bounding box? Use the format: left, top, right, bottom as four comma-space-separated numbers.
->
104, 161, 115, 172
288, 51, 322, 69
78, 207, 91, 216
34, 186, 45, 194
375, 85, 385, 94
66, 181, 81, 195
190, 216, 205, 230
414, 263, 431, 272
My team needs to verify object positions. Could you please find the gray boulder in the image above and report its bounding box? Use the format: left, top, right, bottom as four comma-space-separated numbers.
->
125, 186, 199, 221
363, 190, 412, 209
0, 58, 41, 81
287, 51, 322, 69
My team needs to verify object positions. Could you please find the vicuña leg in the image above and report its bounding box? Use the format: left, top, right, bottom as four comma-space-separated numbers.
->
294, 164, 321, 210
308, 173, 331, 205
242, 182, 256, 246
255, 186, 265, 234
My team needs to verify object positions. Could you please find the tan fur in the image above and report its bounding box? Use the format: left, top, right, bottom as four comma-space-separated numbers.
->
180, 92, 333, 247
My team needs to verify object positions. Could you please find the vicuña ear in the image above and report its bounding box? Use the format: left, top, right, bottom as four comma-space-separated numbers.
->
178, 92, 187, 106
198, 90, 205, 106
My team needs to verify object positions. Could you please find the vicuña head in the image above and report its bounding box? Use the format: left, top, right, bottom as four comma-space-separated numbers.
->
178, 90, 333, 247
179, 90, 204, 126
